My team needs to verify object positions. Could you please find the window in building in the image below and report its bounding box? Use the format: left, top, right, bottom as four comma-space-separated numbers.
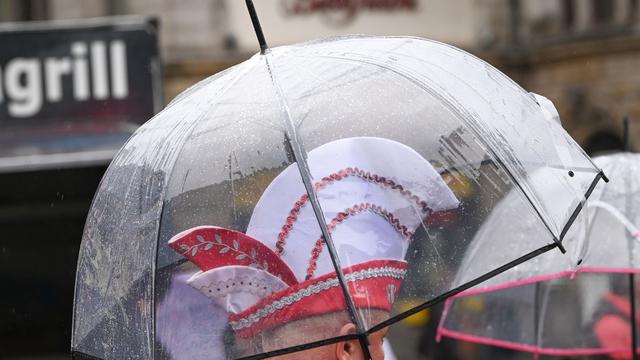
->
106, 0, 128, 16
0, 0, 48, 22
562, 0, 576, 30
630, 0, 639, 23
592, 0, 615, 25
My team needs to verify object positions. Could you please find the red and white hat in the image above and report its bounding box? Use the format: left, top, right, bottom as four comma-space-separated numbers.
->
168, 137, 459, 338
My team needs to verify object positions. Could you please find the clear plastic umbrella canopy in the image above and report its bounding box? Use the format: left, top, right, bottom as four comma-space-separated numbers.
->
439, 153, 640, 358
71, 35, 604, 359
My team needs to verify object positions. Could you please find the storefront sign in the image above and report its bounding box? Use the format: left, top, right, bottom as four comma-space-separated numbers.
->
0, 17, 161, 172
282, 0, 416, 23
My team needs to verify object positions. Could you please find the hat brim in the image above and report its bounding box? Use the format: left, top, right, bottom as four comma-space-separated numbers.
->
229, 258, 407, 339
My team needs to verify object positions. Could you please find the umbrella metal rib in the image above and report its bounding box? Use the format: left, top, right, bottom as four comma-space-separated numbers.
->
368, 242, 560, 334
217, 3, 370, 358
533, 281, 542, 359
262, 54, 374, 359
630, 274, 638, 360
558, 171, 609, 245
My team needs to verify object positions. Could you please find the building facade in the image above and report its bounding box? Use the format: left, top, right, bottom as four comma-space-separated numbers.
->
485, 0, 640, 152
4, 0, 638, 151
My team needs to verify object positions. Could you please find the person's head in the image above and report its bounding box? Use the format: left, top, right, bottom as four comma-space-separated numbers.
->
261, 310, 389, 360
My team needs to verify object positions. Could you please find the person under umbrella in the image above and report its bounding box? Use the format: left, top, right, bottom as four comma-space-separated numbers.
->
167, 137, 459, 358
589, 275, 640, 360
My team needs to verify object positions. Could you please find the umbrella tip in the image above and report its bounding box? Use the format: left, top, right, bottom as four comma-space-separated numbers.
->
245, 0, 269, 55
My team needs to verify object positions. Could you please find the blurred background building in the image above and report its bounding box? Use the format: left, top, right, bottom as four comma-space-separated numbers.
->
1, 0, 639, 358
3, 0, 638, 148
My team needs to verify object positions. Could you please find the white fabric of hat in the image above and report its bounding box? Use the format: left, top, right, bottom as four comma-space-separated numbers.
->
188, 266, 289, 313
247, 137, 459, 282
173, 137, 459, 317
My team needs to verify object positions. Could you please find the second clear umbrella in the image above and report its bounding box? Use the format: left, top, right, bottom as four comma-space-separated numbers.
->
439, 153, 640, 359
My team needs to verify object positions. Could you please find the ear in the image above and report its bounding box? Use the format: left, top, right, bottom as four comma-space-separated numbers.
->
335, 323, 361, 360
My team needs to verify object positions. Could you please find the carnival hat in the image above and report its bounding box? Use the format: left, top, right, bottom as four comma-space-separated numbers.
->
168, 137, 459, 338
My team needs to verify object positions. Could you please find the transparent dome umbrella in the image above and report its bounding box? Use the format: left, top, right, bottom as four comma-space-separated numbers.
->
71, 8, 605, 360
438, 153, 640, 359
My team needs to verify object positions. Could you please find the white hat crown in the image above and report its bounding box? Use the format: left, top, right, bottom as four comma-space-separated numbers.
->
170, 137, 459, 320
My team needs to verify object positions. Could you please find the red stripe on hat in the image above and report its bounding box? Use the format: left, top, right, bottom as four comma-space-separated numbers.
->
306, 202, 413, 280
168, 226, 298, 286
275, 167, 434, 256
